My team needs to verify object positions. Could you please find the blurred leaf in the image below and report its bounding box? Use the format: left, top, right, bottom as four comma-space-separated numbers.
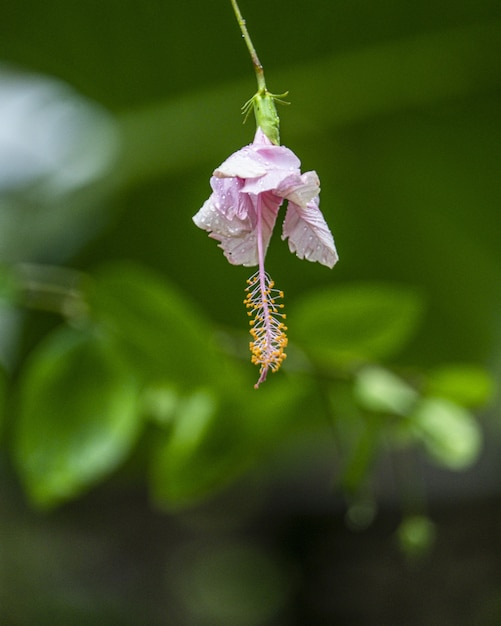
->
14, 326, 140, 508
291, 283, 424, 366
397, 515, 436, 561
151, 376, 309, 509
339, 415, 382, 494
331, 381, 386, 494
87, 262, 230, 389
354, 365, 419, 415
425, 364, 495, 408
410, 397, 482, 470
141, 384, 181, 428
0, 265, 20, 303
150, 388, 224, 507
150, 388, 263, 509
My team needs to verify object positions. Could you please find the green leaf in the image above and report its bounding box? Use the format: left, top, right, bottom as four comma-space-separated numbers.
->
87, 262, 227, 388
150, 377, 309, 509
150, 388, 248, 508
354, 365, 419, 415
291, 283, 424, 366
425, 364, 495, 408
14, 326, 140, 508
411, 397, 482, 469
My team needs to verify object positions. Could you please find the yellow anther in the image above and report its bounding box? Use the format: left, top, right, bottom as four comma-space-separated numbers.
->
244, 270, 288, 384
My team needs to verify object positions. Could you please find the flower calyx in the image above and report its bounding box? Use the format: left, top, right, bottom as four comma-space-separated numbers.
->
242, 88, 290, 146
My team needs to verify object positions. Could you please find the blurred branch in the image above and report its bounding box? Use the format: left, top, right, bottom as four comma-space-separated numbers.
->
116, 20, 501, 185
11, 263, 88, 321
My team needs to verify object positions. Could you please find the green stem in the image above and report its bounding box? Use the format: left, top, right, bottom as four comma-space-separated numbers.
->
229, 0, 267, 92
13, 263, 88, 321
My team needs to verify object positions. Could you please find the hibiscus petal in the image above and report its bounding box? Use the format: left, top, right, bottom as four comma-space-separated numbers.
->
242, 169, 298, 195
258, 190, 283, 254
253, 127, 273, 146
218, 192, 281, 266
277, 171, 320, 208
193, 192, 282, 267
193, 196, 257, 265
220, 192, 280, 266
216, 230, 260, 266
210, 176, 253, 220
282, 197, 338, 268
214, 146, 268, 179
253, 144, 301, 172
215, 130, 301, 182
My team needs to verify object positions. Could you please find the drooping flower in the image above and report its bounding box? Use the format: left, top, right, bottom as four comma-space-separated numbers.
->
193, 128, 338, 387
193, 128, 338, 270
193, 0, 338, 388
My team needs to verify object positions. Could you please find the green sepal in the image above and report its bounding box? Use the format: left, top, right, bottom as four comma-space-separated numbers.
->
242, 88, 289, 145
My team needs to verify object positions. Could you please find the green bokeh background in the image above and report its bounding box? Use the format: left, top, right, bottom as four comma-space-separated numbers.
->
0, 0, 500, 624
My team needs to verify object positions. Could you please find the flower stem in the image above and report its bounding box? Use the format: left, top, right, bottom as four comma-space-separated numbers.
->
229, 0, 267, 92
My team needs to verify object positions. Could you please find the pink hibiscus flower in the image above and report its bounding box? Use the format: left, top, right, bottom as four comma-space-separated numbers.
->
193, 128, 338, 269
193, 128, 338, 387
